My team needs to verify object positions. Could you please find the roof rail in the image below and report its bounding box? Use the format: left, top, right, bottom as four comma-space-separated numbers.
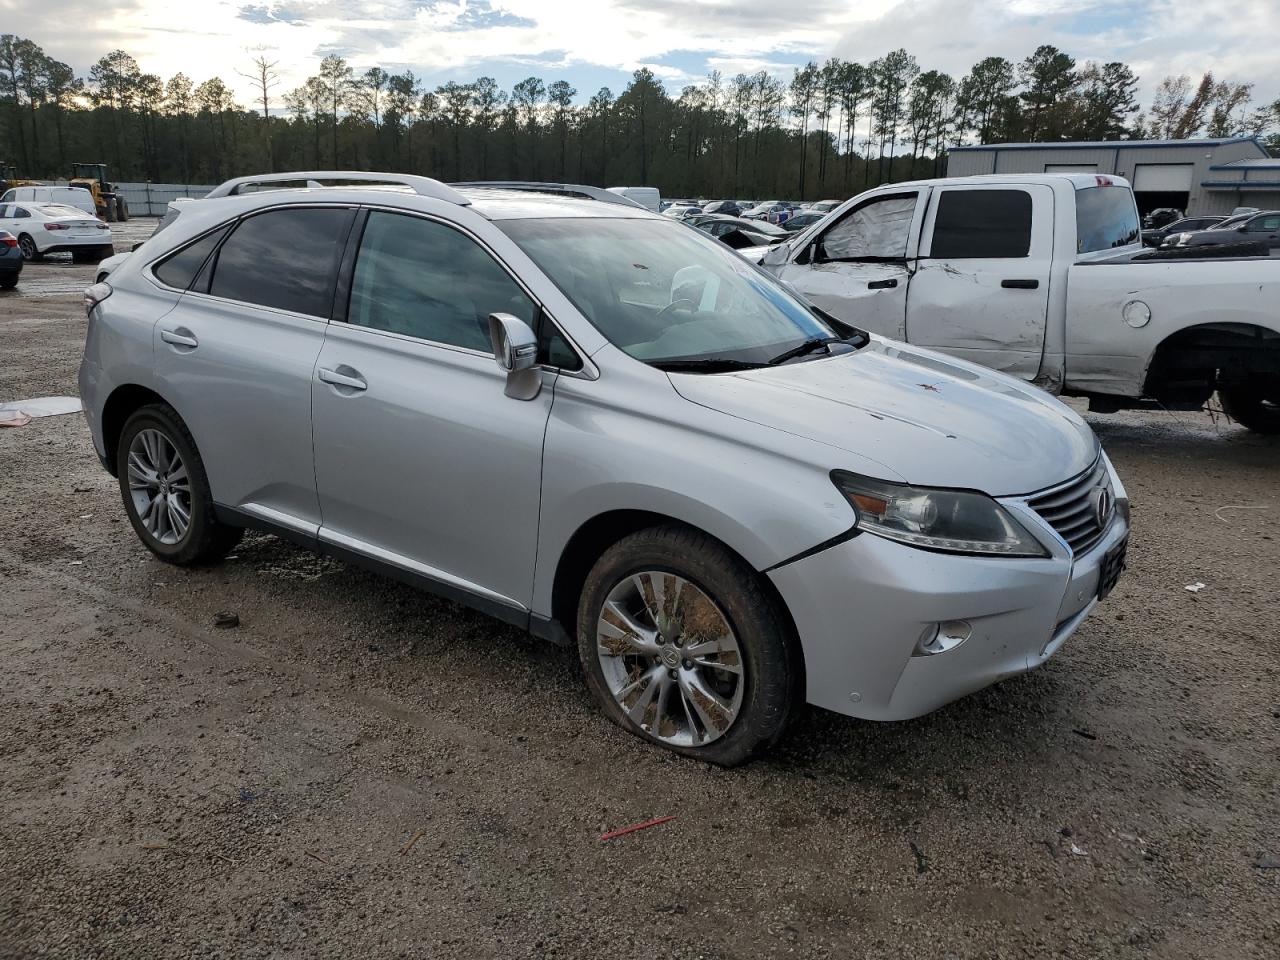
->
205, 171, 470, 205
450, 181, 643, 208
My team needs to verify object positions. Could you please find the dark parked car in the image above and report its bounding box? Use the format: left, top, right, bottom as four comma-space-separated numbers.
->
1166, 210, 1280, 252
1142, 207, 1184, 229
690, 214, 789, 248
1141, 215, 1226, 247
781, 211, 828, 232
0, 229, 22, 289
702, 200, 741, 216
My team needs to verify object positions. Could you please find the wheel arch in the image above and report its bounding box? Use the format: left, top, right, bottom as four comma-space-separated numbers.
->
546, 509, 806, 689
1141, 321, 1280, 403
100, 383, 175, 475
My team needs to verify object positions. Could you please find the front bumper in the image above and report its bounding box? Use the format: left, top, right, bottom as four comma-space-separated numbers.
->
769, 465, 1129, 721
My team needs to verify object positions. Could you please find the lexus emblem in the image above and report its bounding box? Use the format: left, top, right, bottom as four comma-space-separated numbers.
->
1090, 486, 1114, 528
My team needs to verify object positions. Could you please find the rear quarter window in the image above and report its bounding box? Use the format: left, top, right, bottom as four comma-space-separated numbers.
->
153, 226, 231, 291
1075, 186, 1140, 253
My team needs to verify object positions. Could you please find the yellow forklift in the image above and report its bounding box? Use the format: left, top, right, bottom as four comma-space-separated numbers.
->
0, 161, 41, 194
68, 163, 129, 221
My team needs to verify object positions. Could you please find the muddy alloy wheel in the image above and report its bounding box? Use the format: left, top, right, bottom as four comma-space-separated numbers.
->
596, 570, 746, 747
127, 427, 193, 546
17, 234, 38, 261
577, 524, 799, 766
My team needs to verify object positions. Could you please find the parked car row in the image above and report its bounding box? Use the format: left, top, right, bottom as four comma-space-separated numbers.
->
78, 171, 1132, 766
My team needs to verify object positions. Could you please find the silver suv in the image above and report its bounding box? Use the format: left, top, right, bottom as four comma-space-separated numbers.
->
79, 172, 1130, 765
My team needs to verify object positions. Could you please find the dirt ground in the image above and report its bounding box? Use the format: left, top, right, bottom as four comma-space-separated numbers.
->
1, 226, 1277, 959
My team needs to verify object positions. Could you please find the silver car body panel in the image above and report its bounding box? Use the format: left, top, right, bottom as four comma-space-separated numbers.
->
81, 176, 1130, 724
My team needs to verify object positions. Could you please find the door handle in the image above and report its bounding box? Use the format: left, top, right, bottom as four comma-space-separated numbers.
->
867, 278, 898, 289
1001, 279, 1040, 289
160, 327, 198, 348
318, 366, 367, 391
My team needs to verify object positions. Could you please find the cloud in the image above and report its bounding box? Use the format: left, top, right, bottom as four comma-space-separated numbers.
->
5, 0, 1276, 114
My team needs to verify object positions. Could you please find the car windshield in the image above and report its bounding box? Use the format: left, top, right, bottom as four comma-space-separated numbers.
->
499, 217, 840, 368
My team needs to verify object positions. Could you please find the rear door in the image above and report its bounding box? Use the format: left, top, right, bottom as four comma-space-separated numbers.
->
904, 183, 1053, 380
773, 189, 925, 340
151, 205, 355, 535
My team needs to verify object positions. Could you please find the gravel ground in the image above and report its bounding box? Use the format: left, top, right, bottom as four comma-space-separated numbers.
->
1, 231, 1277, 959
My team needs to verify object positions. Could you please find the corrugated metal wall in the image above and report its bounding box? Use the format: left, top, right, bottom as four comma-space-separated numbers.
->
39, 180, 214, 216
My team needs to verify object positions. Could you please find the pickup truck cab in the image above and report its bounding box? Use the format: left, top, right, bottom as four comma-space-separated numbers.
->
760, 174, 1280, 432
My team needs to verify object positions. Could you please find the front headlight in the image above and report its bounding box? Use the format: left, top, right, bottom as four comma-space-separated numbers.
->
832, 471, 1049, 558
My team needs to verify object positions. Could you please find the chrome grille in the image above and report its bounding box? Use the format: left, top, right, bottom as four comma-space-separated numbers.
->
1027, 458, 1113, 556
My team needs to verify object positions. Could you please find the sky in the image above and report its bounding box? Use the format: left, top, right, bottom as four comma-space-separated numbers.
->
5, 0, 1279, 115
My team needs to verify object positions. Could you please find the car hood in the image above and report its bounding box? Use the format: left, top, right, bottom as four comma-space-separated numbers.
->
669, 339, 1098, 496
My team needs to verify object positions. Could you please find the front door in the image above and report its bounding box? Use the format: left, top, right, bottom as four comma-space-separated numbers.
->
771, 189, 925, 341
905, 183, 1053, 380
311, 209, 553, 615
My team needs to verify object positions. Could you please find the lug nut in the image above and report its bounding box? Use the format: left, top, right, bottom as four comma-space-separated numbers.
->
682, 659, 692, 669
668, 669, 677, 679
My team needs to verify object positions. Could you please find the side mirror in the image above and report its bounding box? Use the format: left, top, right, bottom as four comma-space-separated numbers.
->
488, 312, 542, 400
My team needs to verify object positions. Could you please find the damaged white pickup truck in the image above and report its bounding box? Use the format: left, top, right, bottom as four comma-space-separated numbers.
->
757, 174, 1280, 432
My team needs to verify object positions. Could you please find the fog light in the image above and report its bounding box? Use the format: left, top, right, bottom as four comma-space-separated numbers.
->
914, 619, 972, 657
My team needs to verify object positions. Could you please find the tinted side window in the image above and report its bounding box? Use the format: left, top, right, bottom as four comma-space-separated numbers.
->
209, 207, 351, 316
1248, 215, 1280, 232
820, 194, 916, 259
930, 190, 1032, 259
13, 206, 30, 219
348, 211, 536, 352
153, 226, 230, 290
1075, 186, 1139, 253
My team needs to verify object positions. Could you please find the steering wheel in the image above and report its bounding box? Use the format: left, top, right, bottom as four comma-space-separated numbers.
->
655, 298, 698, 322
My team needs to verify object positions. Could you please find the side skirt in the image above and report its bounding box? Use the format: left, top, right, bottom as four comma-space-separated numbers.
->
213, 504, 570, 643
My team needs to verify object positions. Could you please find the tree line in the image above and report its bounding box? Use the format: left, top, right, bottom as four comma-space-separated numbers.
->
2, 33, 1278, 201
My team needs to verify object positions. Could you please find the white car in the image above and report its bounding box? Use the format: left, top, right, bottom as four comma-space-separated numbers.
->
1, 184, 98, 217
94, 199, 191, 281
0, 202, 114, 262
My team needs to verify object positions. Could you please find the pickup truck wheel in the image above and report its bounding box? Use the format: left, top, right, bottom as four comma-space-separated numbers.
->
1219, 383, 1280, 434
576, 525, 799, 766
117, 403, 243, 565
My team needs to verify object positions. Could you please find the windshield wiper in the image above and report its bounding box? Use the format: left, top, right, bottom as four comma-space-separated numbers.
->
767, 336, 845, 366
650, 358, 768, 373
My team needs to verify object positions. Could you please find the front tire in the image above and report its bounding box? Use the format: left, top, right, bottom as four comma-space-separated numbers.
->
1220, 382, 1280, 434
116, 403, 242, 565
576, 525, 799, 766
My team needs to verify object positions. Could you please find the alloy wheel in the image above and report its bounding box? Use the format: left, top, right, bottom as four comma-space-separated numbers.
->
127, 428, 192, 545
18, 235, 36, 261
596, 571, 745, 747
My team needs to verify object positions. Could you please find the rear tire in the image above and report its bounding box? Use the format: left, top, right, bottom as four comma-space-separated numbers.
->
1220, 382, 1280, 434
17, 234, 40, 262
576, 524, 799, 766
0, 275, 16, 290
116, 197, 129, 222
116, 403, 243, 565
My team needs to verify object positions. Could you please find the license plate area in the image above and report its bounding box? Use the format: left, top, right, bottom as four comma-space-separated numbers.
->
1097, 536, 1128, 600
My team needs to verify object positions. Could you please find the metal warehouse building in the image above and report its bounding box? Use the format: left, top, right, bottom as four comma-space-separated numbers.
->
946, 136, 1278, 217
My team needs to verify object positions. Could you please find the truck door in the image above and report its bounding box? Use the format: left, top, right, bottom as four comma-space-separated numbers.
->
772, 189, 925, 341
905, 183, 1053, 380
